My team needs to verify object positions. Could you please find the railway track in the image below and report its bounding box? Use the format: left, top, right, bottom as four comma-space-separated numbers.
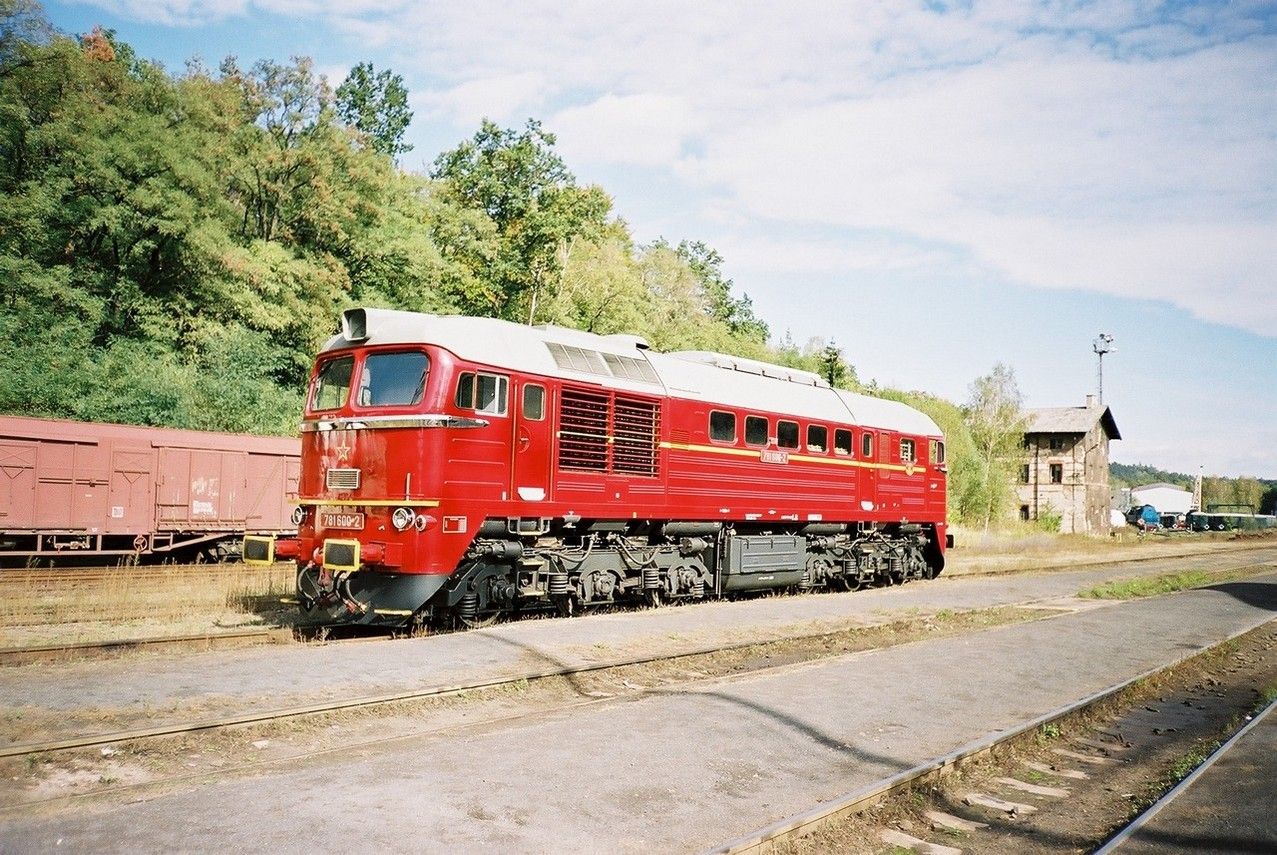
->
0, 629, 291, 666
0, 606, 1052, 761
0, 563, 288, 585
705, 621, 1273, 854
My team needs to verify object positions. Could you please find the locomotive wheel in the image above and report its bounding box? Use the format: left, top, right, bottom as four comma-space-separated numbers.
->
838, 576, 863, 592
457, 609, 500, 629
554, 595, 576, 618
644, 588, 663, 608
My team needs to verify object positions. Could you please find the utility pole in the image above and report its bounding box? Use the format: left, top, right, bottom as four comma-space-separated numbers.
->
1093, 333, 1115, 405
1194, 466, 1203, 511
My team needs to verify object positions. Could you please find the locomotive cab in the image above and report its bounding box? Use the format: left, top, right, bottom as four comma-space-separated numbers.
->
293, 318, 485, 623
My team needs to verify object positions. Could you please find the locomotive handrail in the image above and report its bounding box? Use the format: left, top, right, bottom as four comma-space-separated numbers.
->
299, 415, 489, 432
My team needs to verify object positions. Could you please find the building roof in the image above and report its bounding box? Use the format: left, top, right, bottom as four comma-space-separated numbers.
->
1024, 403, 1121, 440
1132, 482, 1190, 493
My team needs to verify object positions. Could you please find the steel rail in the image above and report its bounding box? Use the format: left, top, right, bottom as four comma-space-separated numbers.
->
1093, 695, 1277, 854
704, 615, 1277, 855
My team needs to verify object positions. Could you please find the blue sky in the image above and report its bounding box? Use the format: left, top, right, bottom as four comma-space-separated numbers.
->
47, 1, 1277, 478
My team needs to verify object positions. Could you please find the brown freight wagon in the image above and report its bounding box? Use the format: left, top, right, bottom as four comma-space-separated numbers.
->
0, 416, 299, 563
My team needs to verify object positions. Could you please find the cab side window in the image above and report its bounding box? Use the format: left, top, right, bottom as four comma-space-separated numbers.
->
745, 415, 768, 446
861, 432, 874, 458
834, 429, 852, 456
455, 372, 508, 416
901, 438, 916, 463
523, 385, 545, 420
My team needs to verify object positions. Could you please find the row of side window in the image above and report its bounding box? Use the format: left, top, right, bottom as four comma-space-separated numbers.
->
709, 410, 873, 458
455, 372, 546, 421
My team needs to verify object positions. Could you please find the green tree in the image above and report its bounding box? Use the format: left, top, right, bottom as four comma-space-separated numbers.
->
819, 341, 850, 388
961, 363, 1027, 530
431, 119, 609, 322
668, 239, 769, 343
335, 61, 413, 158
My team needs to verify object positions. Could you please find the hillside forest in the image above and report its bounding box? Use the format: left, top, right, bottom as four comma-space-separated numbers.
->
1, 4, 1267, 528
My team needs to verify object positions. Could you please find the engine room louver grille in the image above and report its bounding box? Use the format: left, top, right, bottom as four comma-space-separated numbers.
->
613, 397, 660, 476
602, 352, 660, 384
558, 390, 610, 472
558, 390, 661, 478
325, 468, 361, 490
547, 342, 610, 377
546, 342, 660, 385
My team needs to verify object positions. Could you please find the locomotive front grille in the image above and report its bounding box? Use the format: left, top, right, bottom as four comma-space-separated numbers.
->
326, 468, 361, 490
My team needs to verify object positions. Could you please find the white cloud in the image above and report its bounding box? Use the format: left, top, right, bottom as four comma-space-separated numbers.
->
414, 72, 549, 128
550, 93, 694, 169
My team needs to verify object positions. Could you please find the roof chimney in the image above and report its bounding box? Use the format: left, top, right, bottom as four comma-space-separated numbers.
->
1085, 394, 1097, 408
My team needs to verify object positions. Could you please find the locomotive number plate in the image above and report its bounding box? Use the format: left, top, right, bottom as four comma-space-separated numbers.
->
319, 510, 365, 530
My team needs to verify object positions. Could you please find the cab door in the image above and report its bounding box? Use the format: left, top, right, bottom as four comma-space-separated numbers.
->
510, 381, 553, 503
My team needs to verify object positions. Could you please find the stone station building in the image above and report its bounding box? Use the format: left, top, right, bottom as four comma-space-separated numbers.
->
1017, 395, 1121, 534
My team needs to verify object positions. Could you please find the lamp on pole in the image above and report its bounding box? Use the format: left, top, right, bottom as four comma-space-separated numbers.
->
1093, 333, 1115, 405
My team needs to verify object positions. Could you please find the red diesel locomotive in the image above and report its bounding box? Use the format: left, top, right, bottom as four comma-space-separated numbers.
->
250, 308, 949, 627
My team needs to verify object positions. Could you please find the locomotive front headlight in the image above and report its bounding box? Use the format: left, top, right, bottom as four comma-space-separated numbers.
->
392, 507, 416, 531
291, 506, 306, 527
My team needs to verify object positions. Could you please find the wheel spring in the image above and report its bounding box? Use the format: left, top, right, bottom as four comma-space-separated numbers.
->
458, 591, 478, 620
548, 573, 569, 596
691, 578, 705, 598
798, 568, 812, 591
888, 556, 903, 578
642, 566, 661, 590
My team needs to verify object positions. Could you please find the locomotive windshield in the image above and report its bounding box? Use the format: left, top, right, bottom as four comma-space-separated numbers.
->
312, 355, 353, 411
356, 351, 430, 407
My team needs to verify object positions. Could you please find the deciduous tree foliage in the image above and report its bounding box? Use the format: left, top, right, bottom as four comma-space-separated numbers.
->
336, 61, 413, 158
0, 13, 793, 437
961, 363, 1027, 530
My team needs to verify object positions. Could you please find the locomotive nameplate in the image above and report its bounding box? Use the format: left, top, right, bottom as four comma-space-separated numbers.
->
759, 449, 789, 465
319, 509, 365, 530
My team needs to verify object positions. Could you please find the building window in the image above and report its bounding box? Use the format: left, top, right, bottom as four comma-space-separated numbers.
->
709, 410, 736, 443
1049, 435, 1067, 451
1020, 505, 1031, 521
1050, 463, 1063, 484
1021, 464, 1030, 484
900, 438, 916, 463
834, 429, 852, 456
745, 415, 768, 446
777, 420, 799, 449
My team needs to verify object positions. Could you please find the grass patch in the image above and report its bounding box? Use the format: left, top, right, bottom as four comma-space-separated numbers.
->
1080, 571, 1213, 600
0, 563, 296, 647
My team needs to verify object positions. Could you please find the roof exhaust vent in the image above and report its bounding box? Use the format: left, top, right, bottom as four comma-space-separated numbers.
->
342, 308, 369, 342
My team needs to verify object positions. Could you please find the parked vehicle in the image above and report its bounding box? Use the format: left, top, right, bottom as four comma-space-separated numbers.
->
255, 308, 950, 628
1125, 504, 1161, 530
0, 416, 299, 564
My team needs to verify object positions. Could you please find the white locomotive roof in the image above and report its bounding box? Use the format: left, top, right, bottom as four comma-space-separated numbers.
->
325, 308, 941, 437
